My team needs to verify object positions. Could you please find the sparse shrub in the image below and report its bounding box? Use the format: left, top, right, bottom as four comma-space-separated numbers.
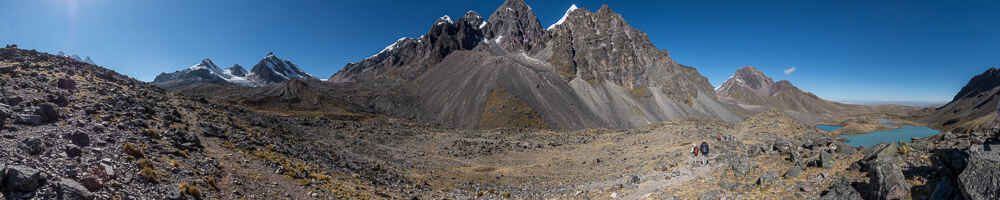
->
138, 159, 158, 182
502, 191, 511, 198
168, 159, 180, 168
203, 176, 218, 191
144, 128, 161, 139
123, 143, 144, 159
178, 181, 201, 199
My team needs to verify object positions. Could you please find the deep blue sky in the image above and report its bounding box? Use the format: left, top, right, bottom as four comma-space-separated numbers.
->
1, 0, 997, 103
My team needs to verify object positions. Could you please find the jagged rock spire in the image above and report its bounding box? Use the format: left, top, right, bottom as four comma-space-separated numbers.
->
484, 0, 546, 52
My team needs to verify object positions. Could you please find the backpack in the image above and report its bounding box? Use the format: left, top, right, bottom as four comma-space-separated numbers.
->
700, 142, 709, 155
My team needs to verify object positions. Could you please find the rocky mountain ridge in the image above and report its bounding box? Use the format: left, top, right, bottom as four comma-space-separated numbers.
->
715, 66, 858, 122
929, 67, 1000, 133
327, 0, 740, 129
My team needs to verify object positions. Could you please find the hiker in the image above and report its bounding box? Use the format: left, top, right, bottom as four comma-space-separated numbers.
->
690, 144, 700, 165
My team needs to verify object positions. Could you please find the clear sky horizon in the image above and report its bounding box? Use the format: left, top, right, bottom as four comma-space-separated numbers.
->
1, 0, 997, 103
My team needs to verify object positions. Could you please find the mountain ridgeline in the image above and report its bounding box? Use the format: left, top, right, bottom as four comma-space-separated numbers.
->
152, 52, 315, 89
715, 66, 860, 122
929, 67, 1000, 132
324, 0, 740, 129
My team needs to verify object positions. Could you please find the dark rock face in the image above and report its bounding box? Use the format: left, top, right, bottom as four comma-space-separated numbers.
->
483, 0, 547, 53
951, 67, 1000, 103
957, 143, 1000, 200
228, 64, 248, 77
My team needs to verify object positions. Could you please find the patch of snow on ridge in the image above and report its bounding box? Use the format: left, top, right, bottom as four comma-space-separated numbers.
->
437, 15, 453, 25
547, 4, 579, 30
479, 21, 488, 29
367, 37, 409, 59
494, 36, 503, 44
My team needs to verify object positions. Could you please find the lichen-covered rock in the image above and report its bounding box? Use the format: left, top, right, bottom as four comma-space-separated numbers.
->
957, 143, 1000, 200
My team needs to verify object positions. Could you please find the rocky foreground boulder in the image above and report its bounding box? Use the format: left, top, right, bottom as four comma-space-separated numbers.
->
958, 141, 1000, 200
864, 143, 911, 200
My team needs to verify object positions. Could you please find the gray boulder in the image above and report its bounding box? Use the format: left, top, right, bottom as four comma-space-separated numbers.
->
56, 178, 93, 199
757, 170, 779, 187
56, 78, 76, 91
15, 113, 43, 125
65, 130, 90, 147
867, 144, 911, 200
37, 102, 60, 123
19, 137, 44, 155
0, 103, 11, 120
957, 142, 1000, 200
819, 151, 835, 169
785, 166, 803, 178
819, 178, 863, 200
4, 165, 47, 192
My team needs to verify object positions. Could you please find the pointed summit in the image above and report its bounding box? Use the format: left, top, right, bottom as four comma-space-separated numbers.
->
249, 52, 314, 85
717, 65, 775, 95
436, 15, 453, 25
227, 64, 248, 77
484, 0, 546, 52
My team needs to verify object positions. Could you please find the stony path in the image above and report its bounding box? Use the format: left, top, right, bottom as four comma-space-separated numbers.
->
622, 155, 717, 200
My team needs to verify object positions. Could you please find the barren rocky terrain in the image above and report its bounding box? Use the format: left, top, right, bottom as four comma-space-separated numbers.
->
4, 0, 1000, 199
3, 45, 1000, 200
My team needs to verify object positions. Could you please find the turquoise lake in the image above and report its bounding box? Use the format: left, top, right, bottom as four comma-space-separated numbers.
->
816, 125, 841, 131
816, 121, 941, 147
